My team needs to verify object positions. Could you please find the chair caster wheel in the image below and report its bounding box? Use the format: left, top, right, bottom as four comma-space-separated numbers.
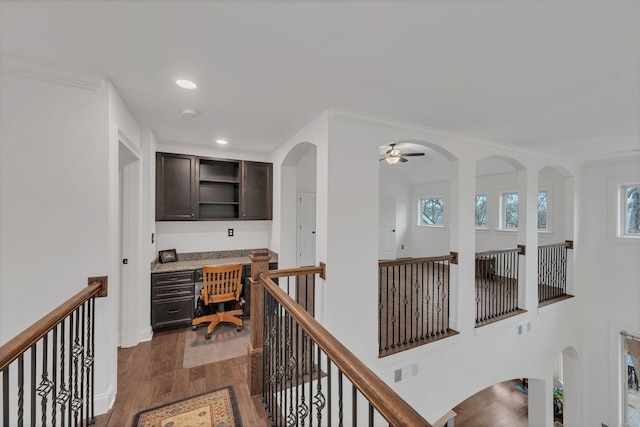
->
236, 326, 243, 332
192, 325, 197, 331
205, 333, 211, 339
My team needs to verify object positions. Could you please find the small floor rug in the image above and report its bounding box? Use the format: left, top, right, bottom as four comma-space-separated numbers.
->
183, 319, 250, 369
131, 386, 243, 427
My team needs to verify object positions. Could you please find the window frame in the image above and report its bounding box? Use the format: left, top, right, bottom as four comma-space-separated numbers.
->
418, 196, 445, 227
500, 191, 519, 231
537, 188, 552, 233
621, 183, 640, 238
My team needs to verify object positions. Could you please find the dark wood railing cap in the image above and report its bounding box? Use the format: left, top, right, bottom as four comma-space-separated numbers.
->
0, 278, 107, 372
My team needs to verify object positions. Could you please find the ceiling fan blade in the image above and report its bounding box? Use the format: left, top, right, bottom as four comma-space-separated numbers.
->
401, 152, 425, 157
379, 158, 386, 161
399, 157, 409, 163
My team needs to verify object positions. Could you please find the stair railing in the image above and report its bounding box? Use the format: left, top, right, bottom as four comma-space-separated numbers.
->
0, 277, 107, 426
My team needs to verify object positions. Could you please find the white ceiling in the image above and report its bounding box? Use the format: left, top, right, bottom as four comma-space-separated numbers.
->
1, 1, 639, 161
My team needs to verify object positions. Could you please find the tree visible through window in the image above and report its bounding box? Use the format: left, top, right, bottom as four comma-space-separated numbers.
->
538, 190, 548, 230
626, 185, 640, 235
420, 197, 444, 226
503, 192, 519, 229
476, 194, 487, 228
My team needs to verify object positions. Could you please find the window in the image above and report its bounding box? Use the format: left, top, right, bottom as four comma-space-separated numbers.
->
420, 197, 444, 226
624, 185, 640, 235
502, 192, 519, 229
475, 194, 487, 228
538, 190, 548, 231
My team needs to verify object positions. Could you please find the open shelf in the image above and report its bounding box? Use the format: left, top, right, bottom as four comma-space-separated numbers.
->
199, 182, 239, 204
199, 159, 239, 182
199, 203, 239, 219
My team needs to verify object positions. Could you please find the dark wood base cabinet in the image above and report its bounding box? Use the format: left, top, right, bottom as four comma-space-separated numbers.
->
151, 262, 277, 330
151, 271, 195, 330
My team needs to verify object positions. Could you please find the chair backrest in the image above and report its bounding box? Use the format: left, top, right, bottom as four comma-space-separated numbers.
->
202, 263, 243, 304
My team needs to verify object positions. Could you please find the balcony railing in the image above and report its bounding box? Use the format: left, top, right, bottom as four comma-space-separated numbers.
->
475, 247, 524, 326
0, 277, 108, 426
378, 255, 458, 358
257, 269, 431, 426
538, 241, 573, 306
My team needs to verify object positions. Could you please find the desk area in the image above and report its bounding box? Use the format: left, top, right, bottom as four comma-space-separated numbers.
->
151, 249, 278, 330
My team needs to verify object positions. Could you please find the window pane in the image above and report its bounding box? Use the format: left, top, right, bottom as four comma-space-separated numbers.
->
538, 191, 547, 230
504, 193, 518, 229
421, 197, 444, 225
626, 185, 640, 234
476, 195, 487, 227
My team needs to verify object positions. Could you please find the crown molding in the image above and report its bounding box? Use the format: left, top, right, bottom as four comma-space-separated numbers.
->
0, 57, 108, 91
327, 106, 579, 166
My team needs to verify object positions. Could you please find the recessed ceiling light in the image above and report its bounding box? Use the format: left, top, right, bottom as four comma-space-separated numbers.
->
181, 108, 199, 117
176, 79, 197, 89
216, 139, 228, 145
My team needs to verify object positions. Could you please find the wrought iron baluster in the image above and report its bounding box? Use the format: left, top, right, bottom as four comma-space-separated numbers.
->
352, 385, 357, 427
31, 344, 36, 425
37, 334, 54, 427
3, 364, 10, 426
338, 371, 343, 427
378, 267, 383, 353
368, 402, 374, 427
327, 360, 332, 427
18, 355, 24, 426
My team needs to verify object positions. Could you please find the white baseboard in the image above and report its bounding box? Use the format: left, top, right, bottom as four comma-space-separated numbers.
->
139, 326, 153, 343
94, 383, 115, 416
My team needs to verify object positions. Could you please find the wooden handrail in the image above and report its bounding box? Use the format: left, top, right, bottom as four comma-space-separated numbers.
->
475, 246, 524, 257
538, 241, 573, 250
267, 264, 324, 279
259, 273, 431, 426
379, 254, 453, 268
0, 279, 107, 372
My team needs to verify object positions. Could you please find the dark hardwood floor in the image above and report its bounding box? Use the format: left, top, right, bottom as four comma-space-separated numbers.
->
95, 326, 531, 427
94, 326, 268, 427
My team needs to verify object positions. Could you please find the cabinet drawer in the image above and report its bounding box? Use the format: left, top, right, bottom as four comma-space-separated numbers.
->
152, 297, 193, 329
152, 271, 194, 286
152, 283, 194, 300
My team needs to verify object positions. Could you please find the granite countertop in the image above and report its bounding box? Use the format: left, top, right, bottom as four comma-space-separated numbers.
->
151, 249, 278, 274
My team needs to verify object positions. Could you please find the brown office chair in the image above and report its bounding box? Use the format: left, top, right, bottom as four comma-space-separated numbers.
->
192, 263, 244, 339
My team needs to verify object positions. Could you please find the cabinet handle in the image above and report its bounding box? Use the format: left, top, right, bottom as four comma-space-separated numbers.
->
166, 309, 181, 314
191, 213, 195, 217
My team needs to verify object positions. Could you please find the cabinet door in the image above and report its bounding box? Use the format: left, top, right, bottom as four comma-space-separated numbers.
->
241, 161, 273, 220
156, 153, 197, 220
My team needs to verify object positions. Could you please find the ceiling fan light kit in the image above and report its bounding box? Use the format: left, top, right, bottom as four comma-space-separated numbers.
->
380, 143, 425, 165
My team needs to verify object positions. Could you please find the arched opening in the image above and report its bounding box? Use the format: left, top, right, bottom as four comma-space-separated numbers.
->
376, 139, 458, 356
451, 378, 531, 426
280, 142, 317, 268
378, 139, 455, 259
538, 166, 575, 302
474, 156, 526, 324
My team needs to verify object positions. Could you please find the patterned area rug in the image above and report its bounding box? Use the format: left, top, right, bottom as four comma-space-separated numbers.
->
132, 386, 243, 427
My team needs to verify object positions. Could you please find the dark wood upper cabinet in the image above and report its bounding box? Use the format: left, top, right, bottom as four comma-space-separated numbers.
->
242, 161, 273, 220
156, 153, 197, 220
156, 152, 272, 221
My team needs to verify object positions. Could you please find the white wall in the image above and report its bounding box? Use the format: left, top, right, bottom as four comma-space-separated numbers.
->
379, 164, 411, 257
409, 180, 451, 257
0, 70, 116, 411
577, 156, 640, 427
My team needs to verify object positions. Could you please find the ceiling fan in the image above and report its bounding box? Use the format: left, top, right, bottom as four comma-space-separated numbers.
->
380, 143, 425, 165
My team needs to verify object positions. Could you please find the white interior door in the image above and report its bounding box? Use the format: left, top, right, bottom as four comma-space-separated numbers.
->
298, 190, 316, 267
379, 196, 396, 260
118, 136, 142, 348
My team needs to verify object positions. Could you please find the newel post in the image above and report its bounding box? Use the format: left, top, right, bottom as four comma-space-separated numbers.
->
247, 249, 271, 395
